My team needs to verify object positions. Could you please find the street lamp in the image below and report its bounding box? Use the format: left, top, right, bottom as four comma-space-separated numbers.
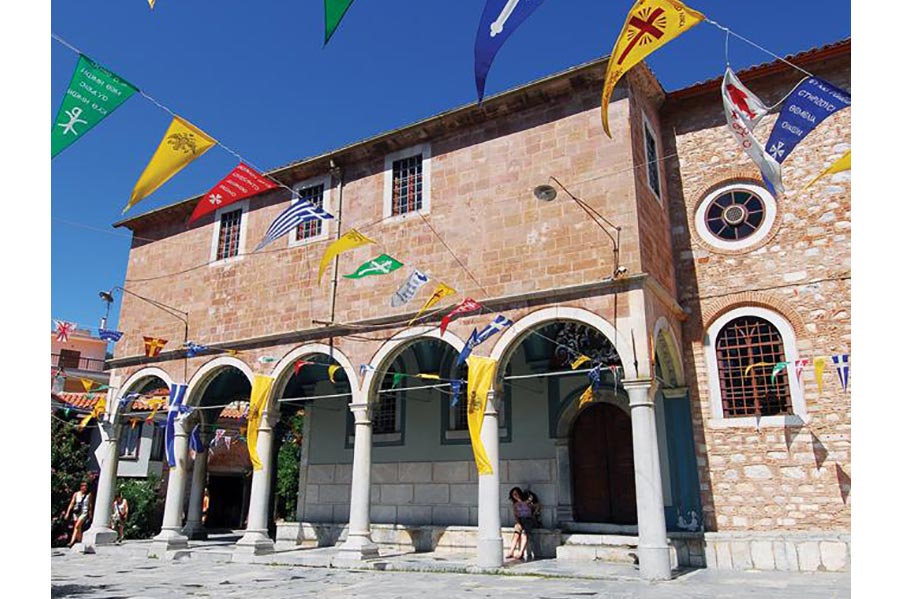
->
533, 176, 627, 280
99, 290, 114, 330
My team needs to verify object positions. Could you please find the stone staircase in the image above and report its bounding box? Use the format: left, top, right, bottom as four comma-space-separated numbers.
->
555, 533, 639, 564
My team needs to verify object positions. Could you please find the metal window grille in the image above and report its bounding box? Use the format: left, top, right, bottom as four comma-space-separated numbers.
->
372, 393, 398, 435
704, 190, 766, 241
451, 396, 468, 430
216, 209, 243, 260
715, 316, 792, 417
295, 184, 325, 240
391, 154, 423, 215
644, 123, 661, 198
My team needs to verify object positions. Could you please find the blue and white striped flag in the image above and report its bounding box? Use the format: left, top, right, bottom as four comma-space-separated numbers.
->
189, 423, 205, 455
832, 354, 850, 392
98, 328, 124, 342
474, 314, 513, 345
256, 199, 334, 251
165, 383, 188, 467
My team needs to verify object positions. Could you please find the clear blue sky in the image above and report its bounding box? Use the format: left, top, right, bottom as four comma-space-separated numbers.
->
50, 0, 850, 334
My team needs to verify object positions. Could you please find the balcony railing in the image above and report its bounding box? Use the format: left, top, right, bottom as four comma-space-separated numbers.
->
52, 354, 107, 372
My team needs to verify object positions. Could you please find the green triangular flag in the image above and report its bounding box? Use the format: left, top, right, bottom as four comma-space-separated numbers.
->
392, 373, 404, 388
324, 0, 356, 44
52, 55, 138, 158
344, 254, 403, 279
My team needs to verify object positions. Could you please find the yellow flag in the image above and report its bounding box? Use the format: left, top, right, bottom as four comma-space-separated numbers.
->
813, 356, 827, 393
577, 385, 594, 410
466, 356, 498, 476
328, 364, 340, 384
124, 116, 215, 213
571, 355, 590, 370
80, 378, 94, 393
144, 398, 165, 423
804, 150, 851, 190
601, 0, 704, 137
318, 229, 376, 284
148, 0, 155, 9
744, 361, 774, 378
409, 282, 457, 325
417, 373, 440, 381
247, 375, 274, 471
77, 397, 106, 431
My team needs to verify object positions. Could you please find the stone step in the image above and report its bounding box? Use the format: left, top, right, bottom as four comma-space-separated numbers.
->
556, 539, 638, 564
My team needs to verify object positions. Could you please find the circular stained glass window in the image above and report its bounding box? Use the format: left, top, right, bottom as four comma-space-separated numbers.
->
694, 183, 777, 252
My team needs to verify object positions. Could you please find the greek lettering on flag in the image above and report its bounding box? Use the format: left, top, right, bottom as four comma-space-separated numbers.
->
722, 68, 783, 195
165, 384, 188, 467
832, 354, 850, 392
765, 77, 850, 166
257, 199, 334, 250
98, 328, 124, 342
474, 0, 548, 102
391, 270, 430, 307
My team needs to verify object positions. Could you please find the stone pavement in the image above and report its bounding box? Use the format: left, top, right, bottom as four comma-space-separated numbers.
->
51, 541, 850, 599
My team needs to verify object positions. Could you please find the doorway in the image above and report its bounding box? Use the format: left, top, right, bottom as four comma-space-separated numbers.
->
570, 402, 637, 524
206, 474, 248, 530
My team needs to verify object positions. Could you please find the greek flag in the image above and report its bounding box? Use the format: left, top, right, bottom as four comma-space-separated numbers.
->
189, 424, 205, 454
832, 354, 850, 392
256, 199, 334, 250
165, 383, 188, 467
185, 341, 207, 358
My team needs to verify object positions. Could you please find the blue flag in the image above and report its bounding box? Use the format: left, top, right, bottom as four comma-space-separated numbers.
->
185, 341, 208, 358
474, 314, 513, 345
450, 379, 463, 407
765, 77, 850, 166
456, 329, 480, 369
587, 365, 602, 390
832, 354, 850, 392
189, 423, 205, 454
256, 199, 334, 251
98, 328, 123, 342
474, 0, 547, 102
118, 392, 139, 412
165, 384, 188, 467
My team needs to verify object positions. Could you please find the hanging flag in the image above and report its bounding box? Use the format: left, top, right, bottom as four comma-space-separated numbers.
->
189, 424, 205, 455
474, 0, 548, 102
143, 336, 168, 357
294, 360, 313, 376
247, 375, 274, 470
125, 116, 215, 213
55, 321, 76, 343
440, 297, 483, 336
794, 358, 810, 383
328, 365, 341, 384
77, 397, 107, 432
722, 67, 784, 195
224, 435, 233, 451
344, 254, 404, 279
258, 356, 277, 364
390, 270, 430, 308
602, 0, 704, 137
803, 150, 851, 191
164, 384, 188, 467
409, 283, 457, 325
391, 373, 404, 388
577, 385, 594, 410
189, 163, 277, 224
184, 342, 208, 358
608, 365, 622, 390
118, 392, 139, 412
450, 379, 463, 407
813, 356, 828, 393
474, 315, 513, 346
765, 77, 850, 167
144, 398, 165, 423
213, 428, 226, 448
359, 363, 375, 378
97, 328, 124, 343
744, 361, 774, 378
256, 198, 334, 251
148, 0, 156, 8
771, 362, 789, 384
324, 0, 356, 44
832, 354, 850, 392
225, 349, 242, 356
80, 378, 94, 393
571, 355, 591, 370
318, 229, 375, 284
52, 55, 138, 158
418, 373, 441, 381
587, 365, 603, 390
466, 356, 497, 475
456, 329, 480, 369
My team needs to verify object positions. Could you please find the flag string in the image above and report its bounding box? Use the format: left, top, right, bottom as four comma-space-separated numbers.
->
704, 19, 816, 80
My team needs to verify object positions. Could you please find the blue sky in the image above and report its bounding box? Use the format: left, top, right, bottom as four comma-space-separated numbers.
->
50, 0, 850, 333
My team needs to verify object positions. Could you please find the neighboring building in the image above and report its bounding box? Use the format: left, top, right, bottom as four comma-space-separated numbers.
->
52, 328, 109, 393
95, 40, 851, 577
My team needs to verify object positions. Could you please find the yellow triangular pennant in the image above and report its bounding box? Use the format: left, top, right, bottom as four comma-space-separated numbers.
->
124, 116, 215, 213
328, 364, 340, 384
813, 356, 828, 393
80, 378, 94, 393
571, 355, 591, 370
409, 282, 457, 325
578, 385, 594, 409
803, 150, 851, 190
744, 361, 774, 378
318, 229, 375, 284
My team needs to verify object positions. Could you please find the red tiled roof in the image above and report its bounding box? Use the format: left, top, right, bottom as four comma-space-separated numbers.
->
53, 392, 106, 410
53, 389, 246, 421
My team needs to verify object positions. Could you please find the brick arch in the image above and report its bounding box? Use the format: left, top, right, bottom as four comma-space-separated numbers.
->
701, 291, 806, 336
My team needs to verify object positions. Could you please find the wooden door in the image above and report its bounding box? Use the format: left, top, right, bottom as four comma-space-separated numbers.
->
571, 403, 638, 524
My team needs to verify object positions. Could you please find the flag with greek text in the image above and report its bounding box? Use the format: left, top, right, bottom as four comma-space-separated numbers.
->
440, 297, 483, 336
165, 384, 188, 467
257, 199, 334, 250
832, 354, 850, 392
722, 68, 783, 195
765, 77, 850, 167
344, 254, 403, 279
474, 0, 548, 102
189, 163, 277, 224
52, 55, 137, 158
98, 328, 123, 342
391, 270, 430, 308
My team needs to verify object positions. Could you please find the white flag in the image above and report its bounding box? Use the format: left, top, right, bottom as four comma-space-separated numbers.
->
722, 68, 783, 195
391, 270, 429, 308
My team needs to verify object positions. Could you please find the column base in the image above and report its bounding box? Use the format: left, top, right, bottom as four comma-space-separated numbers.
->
232, 530, 274, 561
476, 536, 503, 569
82, 526, 117, 547
333, 533, 379, 564
181, 521, 208, 540
638, 544, 673, 581
69, 542, 96, 555
149, 528, 189, 557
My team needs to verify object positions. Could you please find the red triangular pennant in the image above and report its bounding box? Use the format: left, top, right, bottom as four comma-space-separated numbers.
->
188, 162, 278, 224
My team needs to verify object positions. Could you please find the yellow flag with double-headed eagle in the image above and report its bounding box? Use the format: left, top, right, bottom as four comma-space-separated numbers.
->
467, 356, 498, 476
247, 375, 274, 471
602, 0, 704, 137
124, 116, 215, 213
318, 229, 376, 284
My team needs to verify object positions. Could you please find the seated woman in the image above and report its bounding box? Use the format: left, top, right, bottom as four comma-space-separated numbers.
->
507, 487, 535, 560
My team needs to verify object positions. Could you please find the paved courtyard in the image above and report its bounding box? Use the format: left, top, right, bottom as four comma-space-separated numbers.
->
51, 544, 851, 599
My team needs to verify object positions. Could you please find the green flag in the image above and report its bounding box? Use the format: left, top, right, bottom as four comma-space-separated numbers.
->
325, 0, 355, 44
52, 55, 137, 158
344, 254, 403, 279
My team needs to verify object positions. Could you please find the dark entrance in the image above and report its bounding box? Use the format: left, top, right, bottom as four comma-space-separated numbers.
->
570, 402, 637, 524
206, 474, 247, 530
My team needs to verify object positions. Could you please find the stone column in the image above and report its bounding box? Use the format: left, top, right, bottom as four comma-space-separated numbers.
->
335, 402, 378, 562
623, 379, 671, 581
477, 390, 502, 569
182, 436, 210, 540
149, 416, 191, 555
553, 438, 573, 524
234, 409, 277, 558
82, 418, 120, 548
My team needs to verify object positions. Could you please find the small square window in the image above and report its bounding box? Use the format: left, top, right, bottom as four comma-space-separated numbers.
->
391, 154, 423, 216
58, 349, 81, 369
216, 209, 243, 260
372, 392, 399, 435
295, 184, 326, 240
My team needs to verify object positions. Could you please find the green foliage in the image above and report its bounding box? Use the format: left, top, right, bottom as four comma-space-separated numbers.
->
118, 474, 164, 540
275, 412, 303, 521
51, 413, 91, 546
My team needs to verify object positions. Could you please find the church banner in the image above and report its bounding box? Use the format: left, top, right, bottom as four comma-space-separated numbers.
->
344, 254, 403, 279
390, 270, 430, 307
188, 163, 277, 224
409, 282, 456, 325
440, 297, 483, 336
247, 375, 274, 471
466, 356, 498, 475
318, 229, 375, 284
52, 55, 138, 158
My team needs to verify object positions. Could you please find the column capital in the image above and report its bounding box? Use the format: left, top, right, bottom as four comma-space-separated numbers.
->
661, 386, 689, 399
483, 389, 499, 416
349, 402, 371, 424
621, 378, 655, 391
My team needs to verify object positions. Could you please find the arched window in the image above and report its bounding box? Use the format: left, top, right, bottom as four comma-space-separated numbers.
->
704, 307, 806, 427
